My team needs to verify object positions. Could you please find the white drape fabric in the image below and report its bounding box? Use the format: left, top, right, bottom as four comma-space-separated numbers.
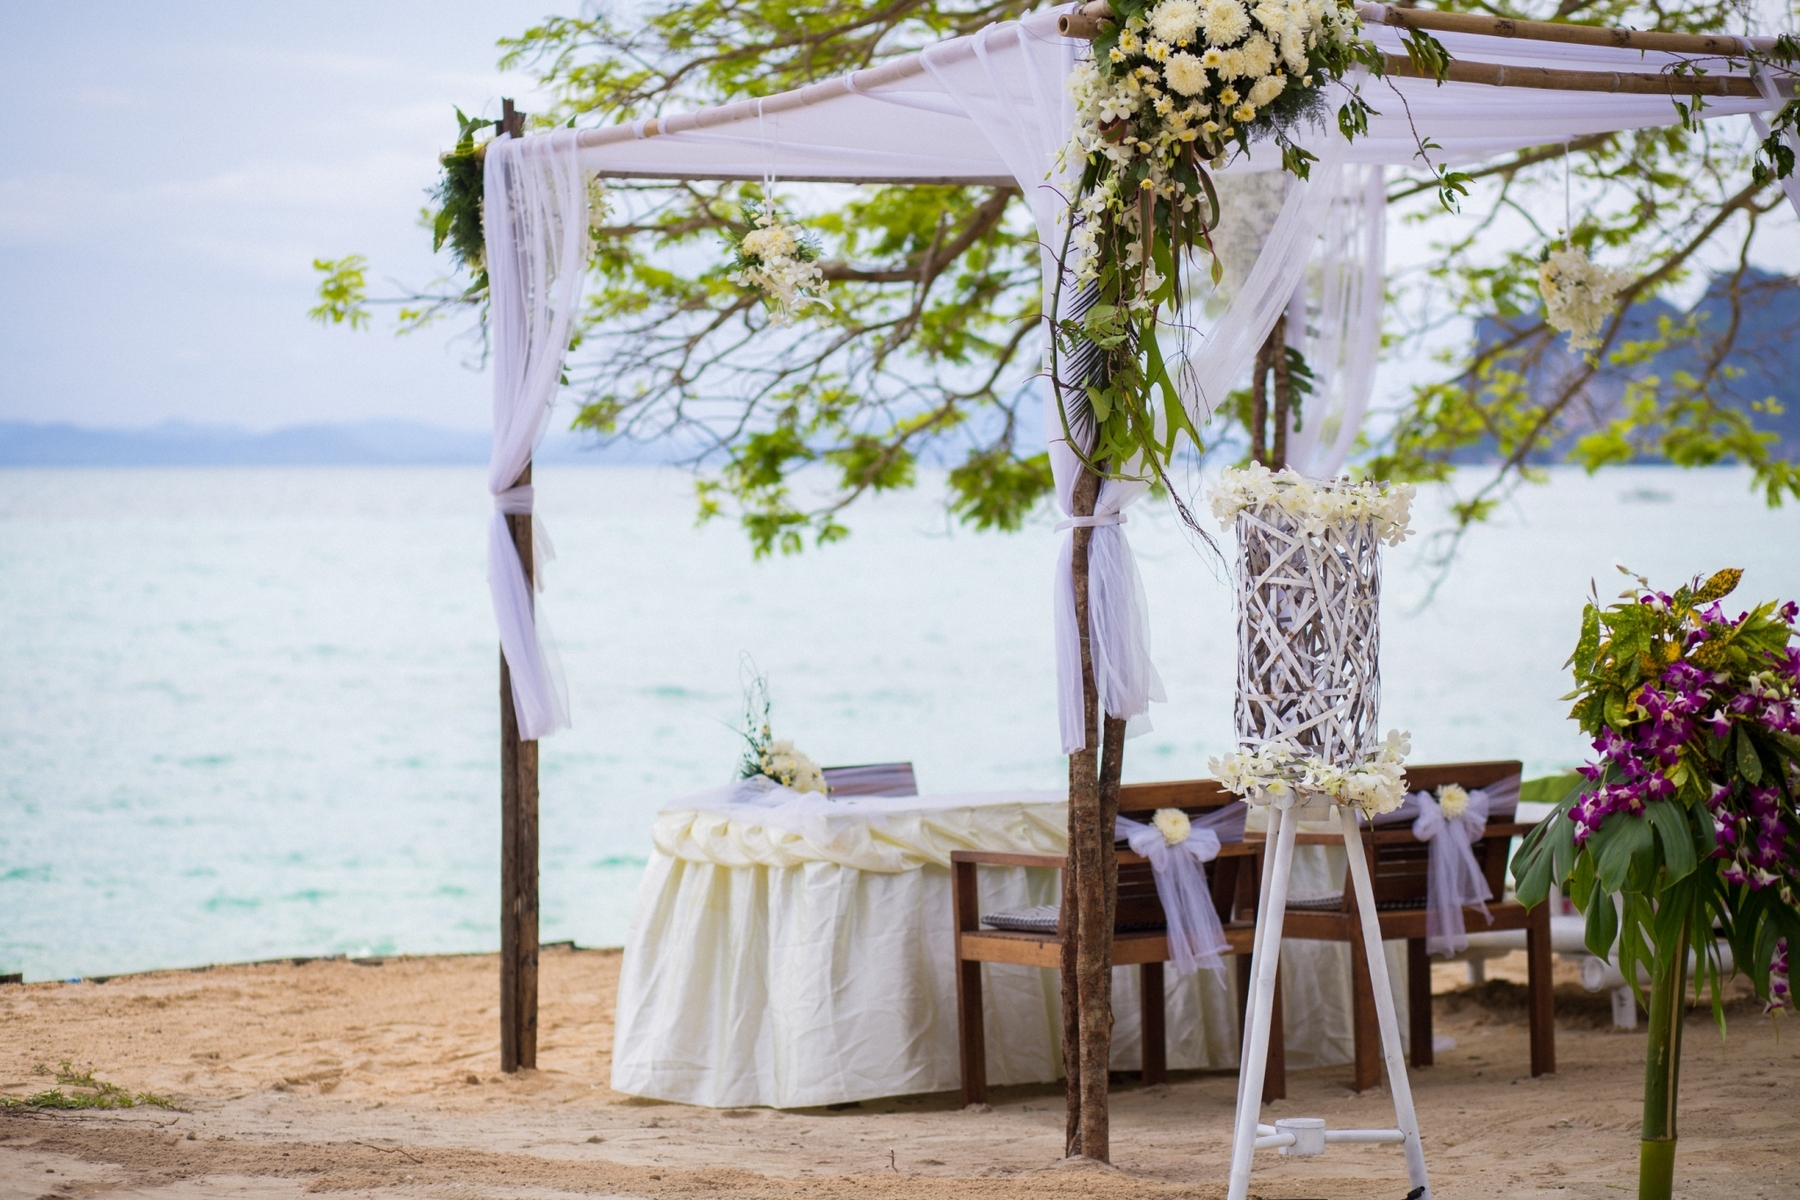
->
479, 11, 1794, 747
1114, 806, 1243, 977
483, 129, 589, 739
1281, 164, 1387, 479
1409, 789, 1495, 956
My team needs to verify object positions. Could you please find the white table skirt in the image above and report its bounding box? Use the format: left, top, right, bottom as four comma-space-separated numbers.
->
611, 786, 1409, 1109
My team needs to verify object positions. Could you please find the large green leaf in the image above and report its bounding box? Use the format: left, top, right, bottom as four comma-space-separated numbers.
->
1644, 800, 1698, 883
1584, 885, 1619, 958
1593, 811, 1654, 894
1735, 728, 1764, 783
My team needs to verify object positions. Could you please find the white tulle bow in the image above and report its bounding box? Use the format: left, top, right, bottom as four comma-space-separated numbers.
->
1114, 808, 1238, 977
1409, 788, 1495, 956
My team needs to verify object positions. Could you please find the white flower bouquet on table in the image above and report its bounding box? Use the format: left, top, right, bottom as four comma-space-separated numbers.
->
736, 669, 827, 795
728, 201, 828, 327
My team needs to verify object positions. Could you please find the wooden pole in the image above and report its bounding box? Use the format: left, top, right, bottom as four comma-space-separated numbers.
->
1270, 315, 1290, 471
494, 96, 538, 1078
499, 459, 539, 1073
1064, 465, 1102, 1156
1248, 338, 1270, 467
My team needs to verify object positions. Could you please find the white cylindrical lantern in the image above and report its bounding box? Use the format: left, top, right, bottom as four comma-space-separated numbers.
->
1233, 483, 1382, 766
1207, 466, 1417, 817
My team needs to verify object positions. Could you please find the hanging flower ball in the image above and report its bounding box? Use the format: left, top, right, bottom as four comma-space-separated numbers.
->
1539, 244, 1632, 353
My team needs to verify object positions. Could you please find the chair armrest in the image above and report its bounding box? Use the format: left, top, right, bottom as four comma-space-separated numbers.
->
949, 850, 1067, 869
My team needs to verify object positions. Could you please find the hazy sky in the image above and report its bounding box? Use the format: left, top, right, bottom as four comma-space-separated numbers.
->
1, 2, 556, 432
4, 4, 1795, 437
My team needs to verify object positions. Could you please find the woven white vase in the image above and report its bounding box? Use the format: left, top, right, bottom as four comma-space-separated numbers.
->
1232, 495, 1381, 772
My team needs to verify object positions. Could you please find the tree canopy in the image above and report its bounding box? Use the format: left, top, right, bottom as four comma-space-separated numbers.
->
313, 0, 1800, 556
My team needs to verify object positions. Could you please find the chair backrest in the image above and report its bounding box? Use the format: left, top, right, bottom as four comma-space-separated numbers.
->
1114, 778, 1252, 930
1364, 760, 1524, 910
822, 762, 918, 798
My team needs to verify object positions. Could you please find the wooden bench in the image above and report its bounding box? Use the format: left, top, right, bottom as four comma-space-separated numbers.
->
950, 778, 1285, 1106
1272, 760, 1555, 1091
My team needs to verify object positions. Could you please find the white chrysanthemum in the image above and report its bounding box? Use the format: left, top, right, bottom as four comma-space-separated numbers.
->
1151, 0, 1204, 45
1539, 244, 1631, 352
1152, 807, 1193, 845
1232, 102, 1256, 122
1437, 783, 1470, 819
1164, 52, 1210, 96
1247, 74, 1285, 108
1238, 33, 1277, 77
1201, 0, 1251, 46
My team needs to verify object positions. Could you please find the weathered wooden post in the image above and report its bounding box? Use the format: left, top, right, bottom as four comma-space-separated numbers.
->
495, 98, 539, 1075
499, 456, 539, 1073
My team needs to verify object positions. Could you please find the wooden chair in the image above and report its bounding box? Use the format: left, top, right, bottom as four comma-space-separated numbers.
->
1275, 760, 1555, 1092
950, 778, 1286, 1107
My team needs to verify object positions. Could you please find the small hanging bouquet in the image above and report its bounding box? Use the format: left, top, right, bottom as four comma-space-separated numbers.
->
728, 200, 828, 326
1512, 568, 1799, 1196
1538, 242, 1631, 353
736, 670, 827, 795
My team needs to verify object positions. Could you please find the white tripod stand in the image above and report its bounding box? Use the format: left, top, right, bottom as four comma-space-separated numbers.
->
1226, 793, 1431, 1200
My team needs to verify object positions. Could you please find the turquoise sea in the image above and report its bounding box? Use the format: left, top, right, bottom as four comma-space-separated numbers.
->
3, 464, 1797, 982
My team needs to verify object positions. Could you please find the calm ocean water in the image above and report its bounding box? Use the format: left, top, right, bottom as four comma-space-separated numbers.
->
3, 464, 1797, 981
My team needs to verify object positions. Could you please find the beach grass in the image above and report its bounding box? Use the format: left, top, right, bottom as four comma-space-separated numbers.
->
0, 1061, 175, 1111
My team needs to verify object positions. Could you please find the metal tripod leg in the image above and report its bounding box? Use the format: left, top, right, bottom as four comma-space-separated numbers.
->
1226, 802, 1298, 1200
1340, 804, 1431, 1198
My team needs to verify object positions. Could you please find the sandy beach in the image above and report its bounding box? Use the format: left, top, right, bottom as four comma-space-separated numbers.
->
3, 945, 1795, 1199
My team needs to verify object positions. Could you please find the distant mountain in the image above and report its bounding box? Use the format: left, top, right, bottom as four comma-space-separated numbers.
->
0, 419, 684, 467
1462, 267, 1800, 462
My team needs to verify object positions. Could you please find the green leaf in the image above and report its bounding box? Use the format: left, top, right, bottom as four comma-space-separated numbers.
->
1584, 885, 1619, 958
1520, 773, 1585, 808
1736, 728, 1764, 783
1644, 800, 1697, 883
1593, 811, 1654, 894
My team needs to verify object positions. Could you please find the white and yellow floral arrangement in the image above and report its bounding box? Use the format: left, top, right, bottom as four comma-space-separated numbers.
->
728, 200, 828, 327
736, 668, 827, 795
1538, 243, 1632, 353
1207, 462, 1416, 547
1211, 729, 1412, 816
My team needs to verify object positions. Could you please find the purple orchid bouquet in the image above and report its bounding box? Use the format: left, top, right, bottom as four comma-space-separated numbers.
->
1513, 567, 1798, 1200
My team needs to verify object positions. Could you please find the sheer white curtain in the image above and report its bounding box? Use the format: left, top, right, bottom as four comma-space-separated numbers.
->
483, 129, 589, 740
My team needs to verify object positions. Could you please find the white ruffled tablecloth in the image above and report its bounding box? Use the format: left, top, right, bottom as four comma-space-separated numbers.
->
611, 783, 1408, 1109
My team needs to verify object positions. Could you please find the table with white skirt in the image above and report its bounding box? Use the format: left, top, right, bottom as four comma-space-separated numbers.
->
611, 784, 1412, 1109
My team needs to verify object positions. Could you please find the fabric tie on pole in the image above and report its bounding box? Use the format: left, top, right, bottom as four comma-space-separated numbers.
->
1054, 512, 1126, 531
494, 485, 535, 514
1409, 788, 1495, 956
1114, 806, 1241, 977
483, 127, 590, 740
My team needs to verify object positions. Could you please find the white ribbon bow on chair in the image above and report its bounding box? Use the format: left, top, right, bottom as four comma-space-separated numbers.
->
1410, 788, 1495, 956
1114, 810, 1235, 977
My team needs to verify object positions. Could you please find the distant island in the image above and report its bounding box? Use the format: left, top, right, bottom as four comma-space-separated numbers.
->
0, 419, 680, 467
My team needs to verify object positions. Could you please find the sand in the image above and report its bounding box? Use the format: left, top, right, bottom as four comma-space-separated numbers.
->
2, 945, 1796, 1199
